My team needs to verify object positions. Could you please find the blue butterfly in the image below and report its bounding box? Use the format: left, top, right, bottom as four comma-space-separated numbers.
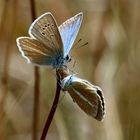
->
16, 12, 83, 68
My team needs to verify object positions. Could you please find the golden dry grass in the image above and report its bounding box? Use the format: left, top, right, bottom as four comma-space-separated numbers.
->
0, 0, 140, 139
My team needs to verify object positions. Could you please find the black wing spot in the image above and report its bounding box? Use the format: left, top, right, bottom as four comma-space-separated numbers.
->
52, 24, 54, 27
44, 23, 50, 27
42, 27, 45, 30
42, 32, 45, 35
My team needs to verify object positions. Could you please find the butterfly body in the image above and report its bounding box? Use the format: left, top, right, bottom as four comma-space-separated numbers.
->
16, 12, 83, 68
51, 54, 71, 68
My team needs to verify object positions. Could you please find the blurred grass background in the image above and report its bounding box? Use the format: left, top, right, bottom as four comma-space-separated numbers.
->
0, 0, 140, 140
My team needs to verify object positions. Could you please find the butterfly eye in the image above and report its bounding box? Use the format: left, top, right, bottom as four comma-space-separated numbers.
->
66, 55, 71, 62
66, 55, 69, 61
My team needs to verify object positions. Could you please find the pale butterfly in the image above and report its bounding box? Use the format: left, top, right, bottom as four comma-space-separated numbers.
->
61, 74, 105, 121
16, 12, 83, 68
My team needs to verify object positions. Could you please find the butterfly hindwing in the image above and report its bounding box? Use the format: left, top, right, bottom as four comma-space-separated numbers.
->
59, 12, 83, 57
29, 12, 63, 56
16, 37, 55, 65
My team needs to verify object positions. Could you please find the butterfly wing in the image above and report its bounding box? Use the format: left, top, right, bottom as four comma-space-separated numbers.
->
59, 12, 83, 57
16, 37, 55, 66
62, 76, 105, 121
29, 12, 64, 57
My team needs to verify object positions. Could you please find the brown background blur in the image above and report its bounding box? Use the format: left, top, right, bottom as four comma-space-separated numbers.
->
0, 0, 140, 140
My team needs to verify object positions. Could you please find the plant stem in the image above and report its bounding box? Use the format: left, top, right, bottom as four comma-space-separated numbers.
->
30, 0, 36, 21
40, 81, 61, 140
33, 67, 40, 140
29, 0, 40, 140
0, 0, 17, 139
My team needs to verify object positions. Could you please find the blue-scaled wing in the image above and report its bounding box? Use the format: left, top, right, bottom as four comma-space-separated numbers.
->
59, 12, 83, 57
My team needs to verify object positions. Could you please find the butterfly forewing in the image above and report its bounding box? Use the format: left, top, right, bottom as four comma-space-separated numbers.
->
29, 12, 63, 56
17, 37, 55, 65
59, 12, 83, 57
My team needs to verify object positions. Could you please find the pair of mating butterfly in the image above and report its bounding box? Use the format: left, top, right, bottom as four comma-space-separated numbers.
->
16, 12, 105, 121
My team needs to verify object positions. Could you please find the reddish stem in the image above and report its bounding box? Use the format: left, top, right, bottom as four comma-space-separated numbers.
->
40, 82, 61, 140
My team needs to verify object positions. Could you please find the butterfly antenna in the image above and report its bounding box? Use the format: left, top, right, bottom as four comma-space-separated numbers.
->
72, 38, 82, 49
72, 38, 88, 50
76, 42, 88, 49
